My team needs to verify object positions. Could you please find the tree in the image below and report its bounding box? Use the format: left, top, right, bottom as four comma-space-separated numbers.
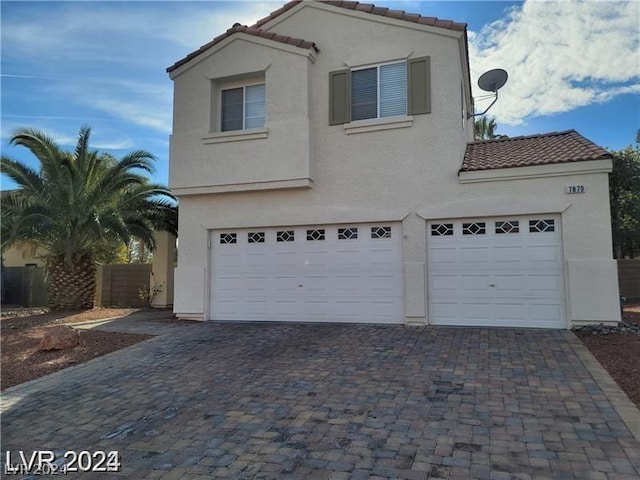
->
609, 135, 640, 258
474, 115, 507, 140
1, 126, 177, 310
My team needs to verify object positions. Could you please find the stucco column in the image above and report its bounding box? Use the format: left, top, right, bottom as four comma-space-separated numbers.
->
151, 231, 176, 308
403, 214, 427, 325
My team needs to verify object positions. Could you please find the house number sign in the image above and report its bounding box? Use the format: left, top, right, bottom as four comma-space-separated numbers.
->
565, 185, 585, 194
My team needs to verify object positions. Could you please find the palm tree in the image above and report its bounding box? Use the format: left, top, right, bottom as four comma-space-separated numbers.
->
474, 116, 507, 140
1, 126, 177, 311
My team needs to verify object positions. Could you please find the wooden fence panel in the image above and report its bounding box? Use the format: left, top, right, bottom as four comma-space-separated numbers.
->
1, 266, 48, 307
95, 264, 151, 307
2, 264, 151, 308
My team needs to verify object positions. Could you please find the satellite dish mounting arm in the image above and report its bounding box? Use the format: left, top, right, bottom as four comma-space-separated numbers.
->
467, 89, 500, 119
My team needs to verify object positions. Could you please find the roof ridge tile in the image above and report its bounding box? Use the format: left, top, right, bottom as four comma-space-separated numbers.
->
355, 3, 375, 12
470, 130, 578, 145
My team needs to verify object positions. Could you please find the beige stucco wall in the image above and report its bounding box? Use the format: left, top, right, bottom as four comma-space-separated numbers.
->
150, 231, 176, 308
173, 168, 619, 325
169, 3, 619, 326
170, 37, 314, 192
2, 244, 45, 267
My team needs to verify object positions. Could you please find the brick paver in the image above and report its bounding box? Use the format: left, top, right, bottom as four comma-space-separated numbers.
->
2, 322, 639, 479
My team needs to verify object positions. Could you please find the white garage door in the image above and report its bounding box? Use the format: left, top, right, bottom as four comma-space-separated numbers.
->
210, 223, 403, 323
427, 215, 565, 328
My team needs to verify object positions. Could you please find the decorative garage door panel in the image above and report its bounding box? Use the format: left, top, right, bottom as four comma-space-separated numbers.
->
210, 223, 403, 323
427, 216, 565, 328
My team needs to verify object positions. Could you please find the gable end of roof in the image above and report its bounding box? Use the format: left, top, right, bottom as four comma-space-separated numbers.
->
167, 24, 318, 74
168, 0, 466, 74
253, 1, 466, 32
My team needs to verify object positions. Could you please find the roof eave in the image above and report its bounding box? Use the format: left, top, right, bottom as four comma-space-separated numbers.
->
254, 0, 466, 37
458, 158, 613, 183
167, 31, 318, 78
167, 26, 318, 75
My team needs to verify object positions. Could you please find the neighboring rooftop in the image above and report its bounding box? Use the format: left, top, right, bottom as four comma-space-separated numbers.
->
460, 130, 612, 172
167, 0, 466, 73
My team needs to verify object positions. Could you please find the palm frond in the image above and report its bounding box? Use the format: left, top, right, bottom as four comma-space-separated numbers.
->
117, 150, 157, 173
0, 157, 46, 195
125, 219, 156, 251
74, 125, 92, 164
9, 127, 67, 186
5, 124, 176, 265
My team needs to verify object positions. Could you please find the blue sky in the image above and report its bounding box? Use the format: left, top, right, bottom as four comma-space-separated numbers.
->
2, 0, 639, 190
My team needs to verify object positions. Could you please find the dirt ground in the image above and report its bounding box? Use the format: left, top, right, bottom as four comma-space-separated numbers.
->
575, 304, 640, 408
1, 308, 153, 390
2, 306, 639, 410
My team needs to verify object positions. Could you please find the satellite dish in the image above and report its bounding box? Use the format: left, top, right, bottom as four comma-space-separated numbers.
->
478, 69, 508, 92
468, 68, 509, 119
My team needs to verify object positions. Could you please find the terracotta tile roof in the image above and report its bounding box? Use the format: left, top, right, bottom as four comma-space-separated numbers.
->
252, 0, 466, 32
167, 24, 318, 73
460, 130, 612, 172
168, 0, 466, 73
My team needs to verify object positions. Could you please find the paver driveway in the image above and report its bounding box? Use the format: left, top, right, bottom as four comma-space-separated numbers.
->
2, 321, 639, 479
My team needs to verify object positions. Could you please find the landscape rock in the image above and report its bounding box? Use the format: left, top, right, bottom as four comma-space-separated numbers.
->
38, 325, 80, 351
572, 321, 640, 336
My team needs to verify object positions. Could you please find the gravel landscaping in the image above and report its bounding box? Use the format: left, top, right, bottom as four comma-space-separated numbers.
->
574, 303, 640, 408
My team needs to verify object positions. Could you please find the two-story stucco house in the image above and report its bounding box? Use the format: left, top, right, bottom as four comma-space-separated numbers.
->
167, 0, 620, 328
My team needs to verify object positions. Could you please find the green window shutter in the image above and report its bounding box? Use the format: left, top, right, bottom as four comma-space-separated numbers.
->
408, 56, 431, 115
329, 69, 351, 125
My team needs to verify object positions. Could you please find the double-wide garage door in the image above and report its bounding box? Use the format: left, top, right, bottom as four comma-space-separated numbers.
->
209, 216, 565, 327
427, 215, 565, 328
210, 223, 403, 323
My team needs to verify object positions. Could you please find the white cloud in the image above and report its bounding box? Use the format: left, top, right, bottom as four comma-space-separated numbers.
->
469, 0, 640, 125
158, 2, 278, 49
1, 2, 279, 65
0, 2, 280, 138
80, 79, 175, 135
0, 120, 75, 146
0, 120, 134, 152
92, 98, 173, 135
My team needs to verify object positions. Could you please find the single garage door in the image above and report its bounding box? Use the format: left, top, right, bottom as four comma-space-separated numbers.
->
427, 215, 565, 328
210, 223, 403, 323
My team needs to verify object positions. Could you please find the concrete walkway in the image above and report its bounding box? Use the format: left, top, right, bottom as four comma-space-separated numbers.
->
68, 309, 197, 336
2, 319, 639, 479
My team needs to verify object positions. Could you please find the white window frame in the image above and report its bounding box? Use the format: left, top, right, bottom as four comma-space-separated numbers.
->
220, 82, 265, 132
351, 60, 407, 121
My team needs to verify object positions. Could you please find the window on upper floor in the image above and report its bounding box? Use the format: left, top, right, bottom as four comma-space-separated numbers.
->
221, 83, 265, 132
351, 62, 407, 121
329, 56, 431, 126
